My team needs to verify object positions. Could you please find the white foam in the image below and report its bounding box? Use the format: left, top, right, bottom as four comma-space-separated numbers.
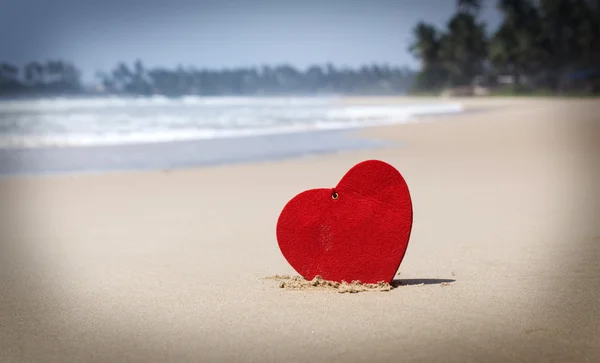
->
0, 97, 463, 149
0, 95, 340, 112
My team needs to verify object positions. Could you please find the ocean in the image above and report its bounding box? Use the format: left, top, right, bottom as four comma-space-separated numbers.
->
0, 96, 463, 175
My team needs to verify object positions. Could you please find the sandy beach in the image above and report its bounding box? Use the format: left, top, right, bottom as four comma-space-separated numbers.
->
0, 97, 598, 362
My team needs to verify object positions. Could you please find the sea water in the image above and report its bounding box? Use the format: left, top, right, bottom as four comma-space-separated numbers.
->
0, 96, 463, 175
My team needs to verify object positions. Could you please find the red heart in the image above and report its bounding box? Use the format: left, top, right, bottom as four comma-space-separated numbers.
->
276, 160, 413, 284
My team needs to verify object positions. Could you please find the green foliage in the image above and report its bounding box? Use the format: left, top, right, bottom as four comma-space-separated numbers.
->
409, 22, 449, 91
3, 0, 600, 97
456, 0, 483, 15
0, 60, 81, 96
439, 12, 488, 86
409, 22, 441, 66
409, 0, 600, 94
489, 0, 546, 89
409, 1, 487, 90
0, 61, 417, 97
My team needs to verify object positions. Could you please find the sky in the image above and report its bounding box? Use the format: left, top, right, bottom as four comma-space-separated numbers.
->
1, 0, 502, 83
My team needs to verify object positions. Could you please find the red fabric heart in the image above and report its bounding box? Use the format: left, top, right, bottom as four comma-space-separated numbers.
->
276, 160, 413, 284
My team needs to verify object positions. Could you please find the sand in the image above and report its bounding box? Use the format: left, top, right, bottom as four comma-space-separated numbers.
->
264, 275, 396, 293
264, 274, 454, 293
0, 97, 598, 363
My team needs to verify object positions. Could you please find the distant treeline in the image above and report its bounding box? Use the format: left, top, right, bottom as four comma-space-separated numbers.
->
97, 63, 416, 96
2, 0, 600, 98
410, 0, 600, 94
0, 61, 416, 97
0, 61, 84, 97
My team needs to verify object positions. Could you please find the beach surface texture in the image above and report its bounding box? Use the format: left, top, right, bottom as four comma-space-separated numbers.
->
0, 97, 598, 362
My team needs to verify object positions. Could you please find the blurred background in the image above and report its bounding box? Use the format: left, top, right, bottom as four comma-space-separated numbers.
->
0, 0, 598, 164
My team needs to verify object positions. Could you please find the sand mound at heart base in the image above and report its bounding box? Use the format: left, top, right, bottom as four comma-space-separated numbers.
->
265, 274, 393, 293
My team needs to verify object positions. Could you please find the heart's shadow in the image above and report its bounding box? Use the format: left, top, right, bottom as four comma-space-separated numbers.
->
391, 278, 455, 287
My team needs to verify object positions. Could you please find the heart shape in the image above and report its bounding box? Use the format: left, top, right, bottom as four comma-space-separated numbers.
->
276, 160, 413, 284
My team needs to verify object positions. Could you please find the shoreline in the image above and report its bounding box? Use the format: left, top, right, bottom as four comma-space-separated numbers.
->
0, 97, 598, 362
0, 98, 468, 177
0, 129, 389, 177
0, 95, 581, 177
0, 96, 463, 154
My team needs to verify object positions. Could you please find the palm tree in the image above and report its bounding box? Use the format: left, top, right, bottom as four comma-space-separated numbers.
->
489, 0, 544, 89
61, 63, 81, 89
537, 0, 600, 89
409, 22, 441, 68
25, 62, 44, 85
409, 22, 450, 90
111, 62, 133, 93
457, 0, 482, 15
438, 11, 488, 86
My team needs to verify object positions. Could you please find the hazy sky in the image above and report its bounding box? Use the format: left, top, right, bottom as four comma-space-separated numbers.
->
2, 0, 502, 82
